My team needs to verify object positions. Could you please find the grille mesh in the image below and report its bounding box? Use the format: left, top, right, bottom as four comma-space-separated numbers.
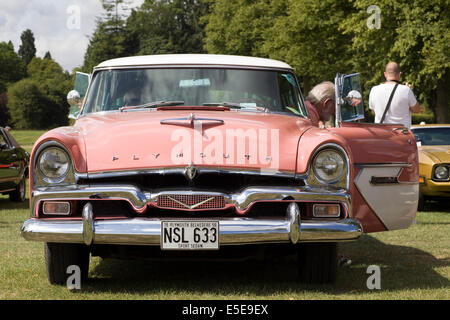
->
157, 194, 226, 210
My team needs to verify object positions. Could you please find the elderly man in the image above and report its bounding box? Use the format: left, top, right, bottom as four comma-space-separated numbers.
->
369, 62, 424, 129
304, 81, 336, 128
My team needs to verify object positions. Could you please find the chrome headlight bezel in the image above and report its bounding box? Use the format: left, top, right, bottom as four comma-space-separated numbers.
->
33, 141, 76, 187
308, 144, 349, 189
433, 164, 450, 181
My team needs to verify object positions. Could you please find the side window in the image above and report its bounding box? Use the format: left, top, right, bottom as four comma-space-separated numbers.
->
278, 73, 304, 116
0, 130, 11, 150
335, 73, 365, 124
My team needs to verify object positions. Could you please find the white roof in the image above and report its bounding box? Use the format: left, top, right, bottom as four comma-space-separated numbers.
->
95, 54, 293, 70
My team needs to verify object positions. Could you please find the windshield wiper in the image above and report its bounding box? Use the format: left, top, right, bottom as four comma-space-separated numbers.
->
120, 101, 185, 112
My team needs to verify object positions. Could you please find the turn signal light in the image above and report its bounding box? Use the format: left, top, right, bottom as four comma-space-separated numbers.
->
43, 201, 71, 215
313, 204, 340, 218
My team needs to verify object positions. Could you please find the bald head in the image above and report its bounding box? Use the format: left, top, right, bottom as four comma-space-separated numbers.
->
384, 62, 401, 80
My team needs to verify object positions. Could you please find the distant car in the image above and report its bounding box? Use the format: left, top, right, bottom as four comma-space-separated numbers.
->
21, 54, 419, 285
411, 124, 450, 210
0, 127, 29, 202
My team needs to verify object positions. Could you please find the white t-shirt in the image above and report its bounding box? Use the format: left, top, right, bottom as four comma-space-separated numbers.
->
369, 83, 417, 129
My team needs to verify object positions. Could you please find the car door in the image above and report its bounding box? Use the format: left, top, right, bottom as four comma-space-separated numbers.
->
0, 128, 21, 191
68, 72, 90, 119
330, 73, 419, 232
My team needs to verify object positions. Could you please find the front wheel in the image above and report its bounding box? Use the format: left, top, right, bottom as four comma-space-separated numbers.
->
9, 177, 26, 202
417, 192, 425, 211
45, 243, 90, 285
297, 242, 337, 284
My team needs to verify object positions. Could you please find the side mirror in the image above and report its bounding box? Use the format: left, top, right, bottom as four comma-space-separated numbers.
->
335, 73, 365, 127
67, 90, 81, 107
67, 90, 82, 119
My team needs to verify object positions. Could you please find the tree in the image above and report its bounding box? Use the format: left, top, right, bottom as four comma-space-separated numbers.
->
0, 41, 27, 88
0, 41, 26, 126
18, 29, 36, 65
7, 79, 48, 129
126, 0, 209, 56
203, 0, 354, 93
26, 57, 72, 128
82, 0, 131, 72
44, 51, 52, 60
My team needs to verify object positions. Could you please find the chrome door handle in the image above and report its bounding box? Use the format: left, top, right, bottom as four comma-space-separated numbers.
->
392, 127, 409, 134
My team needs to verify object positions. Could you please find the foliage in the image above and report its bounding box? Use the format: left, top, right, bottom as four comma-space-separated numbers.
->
82, 1, 131, 72
7, 57, 71, 129
18, 29, 36, 65
7, 79, 48, 129
126, 0, 209, 55
0, 41, 26, 90
83, 0, 209, 71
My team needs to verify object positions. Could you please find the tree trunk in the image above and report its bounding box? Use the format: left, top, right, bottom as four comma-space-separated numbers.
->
435, 71, 450, 124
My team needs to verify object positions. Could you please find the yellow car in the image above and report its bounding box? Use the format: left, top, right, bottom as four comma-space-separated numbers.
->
411, 124, 450, 210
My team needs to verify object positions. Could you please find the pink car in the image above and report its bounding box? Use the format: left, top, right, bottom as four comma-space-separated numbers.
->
21, 54, 419, 284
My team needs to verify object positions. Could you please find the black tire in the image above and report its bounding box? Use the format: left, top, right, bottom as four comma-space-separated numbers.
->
45, 243, 90, 285
9, 177, 26, 202
297, 242, 337, 284
417, 192, 425, 211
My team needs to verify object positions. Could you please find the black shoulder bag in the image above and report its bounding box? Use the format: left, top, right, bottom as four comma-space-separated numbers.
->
379, 83, 399, 124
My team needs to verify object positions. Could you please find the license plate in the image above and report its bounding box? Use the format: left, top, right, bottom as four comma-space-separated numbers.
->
161, 221, 219, 250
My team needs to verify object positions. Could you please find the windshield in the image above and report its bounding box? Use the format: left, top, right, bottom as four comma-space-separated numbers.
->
412, 127, 450, 146
82, 68, 306, 116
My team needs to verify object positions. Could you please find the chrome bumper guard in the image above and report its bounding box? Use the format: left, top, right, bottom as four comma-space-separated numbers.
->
21, 202, 363, 246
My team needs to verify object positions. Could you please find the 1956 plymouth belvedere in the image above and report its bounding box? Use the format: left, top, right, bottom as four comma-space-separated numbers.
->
21, 54, 419, 284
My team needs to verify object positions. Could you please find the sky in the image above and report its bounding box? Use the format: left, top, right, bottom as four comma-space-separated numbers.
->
0, 0, 144, 72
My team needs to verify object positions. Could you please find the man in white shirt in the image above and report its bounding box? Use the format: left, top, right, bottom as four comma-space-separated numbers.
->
369, 62, 424, 129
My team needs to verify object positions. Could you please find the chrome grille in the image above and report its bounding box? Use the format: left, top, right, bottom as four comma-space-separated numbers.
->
157, 194, 226, 210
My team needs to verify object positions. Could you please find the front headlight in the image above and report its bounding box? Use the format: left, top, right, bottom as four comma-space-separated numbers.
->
434, 165, 449, 180
37, 147, 70, 183
313, 148, 346, 183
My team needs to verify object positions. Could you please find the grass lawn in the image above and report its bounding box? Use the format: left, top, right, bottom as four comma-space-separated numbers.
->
0, 130, 448, 299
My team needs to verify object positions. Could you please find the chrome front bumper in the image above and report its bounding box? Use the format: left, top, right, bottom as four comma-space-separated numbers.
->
21, 202, 363, 246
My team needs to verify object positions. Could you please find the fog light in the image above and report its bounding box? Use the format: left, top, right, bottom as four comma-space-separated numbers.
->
313, 204, 340, 218
43, 201, 71, 215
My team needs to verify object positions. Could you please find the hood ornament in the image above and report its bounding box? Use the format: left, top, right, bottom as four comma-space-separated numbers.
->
185, 163, 198, 180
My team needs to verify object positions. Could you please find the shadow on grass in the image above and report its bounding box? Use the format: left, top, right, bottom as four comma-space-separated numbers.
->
421, 200, 450, 213
82, 235, 449, 296
0, 197, 29, 211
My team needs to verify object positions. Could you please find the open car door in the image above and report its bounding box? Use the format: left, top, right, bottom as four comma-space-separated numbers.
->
67, 71, 90, 119
330, 73, 419, 233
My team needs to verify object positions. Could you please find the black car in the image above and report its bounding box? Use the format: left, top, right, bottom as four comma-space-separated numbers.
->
0, 127, 29, 202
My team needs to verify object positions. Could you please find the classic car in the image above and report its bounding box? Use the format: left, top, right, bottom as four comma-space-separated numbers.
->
0, 127, 29, 202
410, 124, 450, 210
21, 54, 419, 285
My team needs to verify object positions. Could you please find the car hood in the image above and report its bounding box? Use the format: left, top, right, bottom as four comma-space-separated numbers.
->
75, 110, 312, 174
419, 145, 450, 163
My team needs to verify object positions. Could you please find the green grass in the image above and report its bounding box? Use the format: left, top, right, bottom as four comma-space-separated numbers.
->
0, 130, 448, 299
0, 197, 448, 299
8, 130, 46, 153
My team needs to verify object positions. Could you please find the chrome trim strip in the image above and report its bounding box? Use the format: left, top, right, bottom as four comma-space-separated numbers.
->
85, 167, 297, 180
31, 185, 352, 217
354, 162, 412, 168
